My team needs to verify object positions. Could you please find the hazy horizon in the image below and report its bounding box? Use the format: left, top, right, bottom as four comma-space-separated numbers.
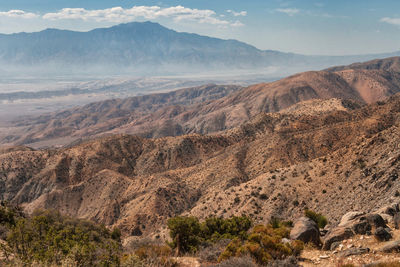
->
1, 0, 400, 56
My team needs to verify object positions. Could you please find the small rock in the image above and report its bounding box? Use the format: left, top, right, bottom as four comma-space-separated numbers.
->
375, 203, 399, 216
379, 240, 400, 253
380, 214, 393, 224
338, 247, 370, 257
366, 214, 387, 228
330, 241, 341, 250
374, 227, 392, 241
394, 212, 400, 229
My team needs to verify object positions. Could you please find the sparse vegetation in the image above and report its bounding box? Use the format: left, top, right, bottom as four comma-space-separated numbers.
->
0, 205, 121, 267
167, 216, 252, 255
218, 223, 303, 265
304, 209, 328, 228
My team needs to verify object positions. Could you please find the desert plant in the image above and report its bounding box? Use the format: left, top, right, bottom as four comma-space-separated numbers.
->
218, 223, 303, 265
304, 209, 328, 228
2, 209, 121, 266
167, 216, 202, 254
167, 216, 252, 255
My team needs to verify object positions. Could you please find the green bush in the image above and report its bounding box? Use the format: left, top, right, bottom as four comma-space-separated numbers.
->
201, 216, 252, 241
304, 209, 328, 228
218, 223, 303, 265
1, 209, 121, 266
167, 216, 252, 255
0, 202, 23, 227
167, 216, 202, 254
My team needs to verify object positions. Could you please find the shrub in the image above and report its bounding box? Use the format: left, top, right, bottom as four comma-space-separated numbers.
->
121, 254, 145, 267
167, 216, 252, 255
0, 202, 23, 227
1, 209, 121, 266
304, 209, 328, 228
198, 239, 231, 263
167, 216, 201, 254
218, 223, 303, 265
134, 244, 176, 267
201, 216, 252, 241
259, 194, 268, 200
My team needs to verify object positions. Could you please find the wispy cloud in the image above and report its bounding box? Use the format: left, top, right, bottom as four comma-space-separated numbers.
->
276, 8, 300, 16
226, 10, 247, 17
380, 17, 400, 26
0, 10, 38, 19
231, 21, 245, 27
42, 6, 243, 27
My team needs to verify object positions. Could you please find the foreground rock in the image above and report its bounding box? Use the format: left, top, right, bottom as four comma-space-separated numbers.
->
374, 227, 392, 241
337, 247, 370, 257
323, 227, 354, 250
290, 217, 321, 247
379, 240, 400, 253
323, 212, 388, 250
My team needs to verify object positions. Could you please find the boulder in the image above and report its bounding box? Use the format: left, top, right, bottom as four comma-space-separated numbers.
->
375, 203, 399, 216
352, 219, 372, 235
338, 212, 386, 235
394, 212, 400, 229
338, 247, 370, 257
338, 212, 365, 227
374, 227, 392, 241
379, 240, 400, 253
380, 214, 393, 224
290, 217, 321, 247
323, 227, 354, 250
366, 214, 387, 228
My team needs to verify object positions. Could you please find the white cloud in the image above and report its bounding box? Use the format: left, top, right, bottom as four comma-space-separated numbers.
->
231, 21, 245, 27
226, 10, 247, 17
43, 5, 242, 27
380, 17, 400, 26
276, 8, 300, 16
0, 10, 38, 19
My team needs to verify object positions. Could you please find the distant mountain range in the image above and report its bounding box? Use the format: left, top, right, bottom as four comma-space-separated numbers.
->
0, 21, 399, 76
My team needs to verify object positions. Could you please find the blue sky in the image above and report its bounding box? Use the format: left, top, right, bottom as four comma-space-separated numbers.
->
1, 0, 400, 55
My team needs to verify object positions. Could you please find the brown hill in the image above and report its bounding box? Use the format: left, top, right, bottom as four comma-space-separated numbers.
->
326, 56, 400, 72
2, 57, 400, 148
1, 94, 400, 243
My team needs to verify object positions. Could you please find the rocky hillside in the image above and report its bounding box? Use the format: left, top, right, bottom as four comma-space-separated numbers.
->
1, 94, 400, 244
2, 56, 400, 148
0, 84, 242, 147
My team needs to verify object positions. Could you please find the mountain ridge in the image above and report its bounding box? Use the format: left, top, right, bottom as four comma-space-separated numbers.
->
3, 56, 400, 148
2, 93, 400, 242
1, 21, 399, 76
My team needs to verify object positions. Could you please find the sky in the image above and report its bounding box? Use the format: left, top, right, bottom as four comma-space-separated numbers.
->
0, 0, 400, 56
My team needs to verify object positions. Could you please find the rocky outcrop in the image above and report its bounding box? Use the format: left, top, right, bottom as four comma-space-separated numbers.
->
379, 240, 400, 253
323, 227, 354, 250
374, 227, 392, 241
290, 217, 321, 247
323, 212, 389, 250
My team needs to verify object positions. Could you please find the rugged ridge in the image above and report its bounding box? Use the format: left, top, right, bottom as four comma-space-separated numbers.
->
2, 94, 400, 242
2, 56, 400, 148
